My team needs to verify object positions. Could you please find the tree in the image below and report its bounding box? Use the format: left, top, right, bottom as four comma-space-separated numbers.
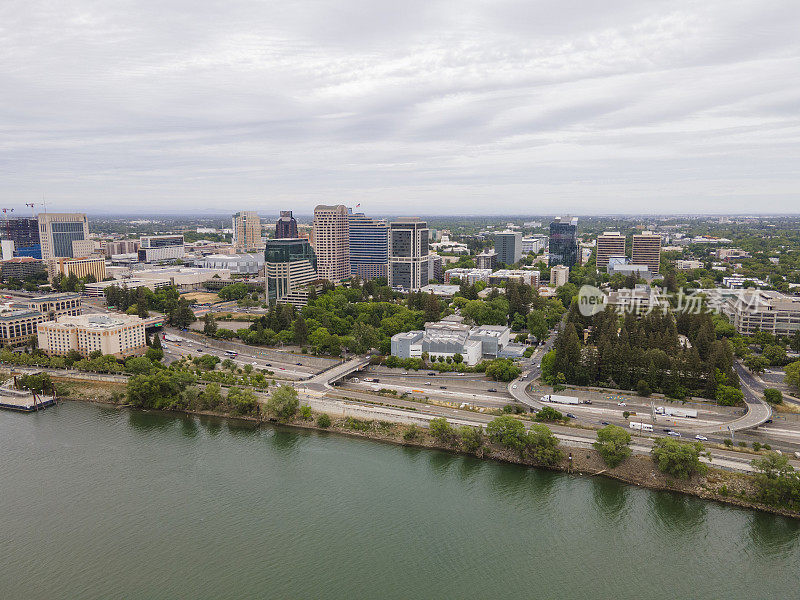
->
745, 355, 769, 374
524, 423, 562, 465
203, 313, 218, 336
458, 426, 483, 454
785, 360, 800, 390
527, 309, 548, 342
218, 282, 250, 301
715, 384, 743, 406
293, 314, 309, 345
763, 388, 783, 404
429, 417, 456, 446
594, 425, 632, 467
125, 356, 154, 375
170, 298, 196, 329
540, 350, 556, 384
636, 379, 652, 397
266, 385, 299, 421
485, 358, 522, 382
763, 344, 787, 366
226, 386, 258, 415
145, 346, 164, 362
651, 438, 707, 479
452, 353, 463, 364
65, 349, 82, 367
316, 413, 331, 428
486, 415, 527, 454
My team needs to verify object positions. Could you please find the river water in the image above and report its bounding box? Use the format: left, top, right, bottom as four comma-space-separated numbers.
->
2, 402, 798, 599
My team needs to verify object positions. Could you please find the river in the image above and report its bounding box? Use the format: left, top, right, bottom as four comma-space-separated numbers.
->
1, 402, 798, 599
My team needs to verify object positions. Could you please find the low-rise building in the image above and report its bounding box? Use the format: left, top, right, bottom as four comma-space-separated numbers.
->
722, 290, 800, 336
717, 248, 750, 260
199, 253, 264, 275
722, 275, 768, 289
606, 285, 669, 315
24, 293, 82, 318
489, 269, 540, 287
419, 284, 460, 297
676, 259, 702, 271
38, 314, 147, 359
0, 308, 47, 347
138, 235, 185, 262
390, 317, 512, 366
444, 268, 492, 285
48, 256, 106, 281
0, 257, 46, 280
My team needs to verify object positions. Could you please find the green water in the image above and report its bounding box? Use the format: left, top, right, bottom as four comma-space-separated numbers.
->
1, 402, 798, 599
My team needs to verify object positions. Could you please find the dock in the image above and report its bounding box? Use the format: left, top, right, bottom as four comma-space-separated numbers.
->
0, 381, 56, 412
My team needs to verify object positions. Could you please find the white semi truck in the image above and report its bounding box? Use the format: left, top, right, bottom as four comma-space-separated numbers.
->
655, 406, 698, 418
540, 394, 582, 405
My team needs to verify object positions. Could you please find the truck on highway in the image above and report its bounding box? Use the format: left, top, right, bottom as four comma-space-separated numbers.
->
629, 422, 654, 432
163, 333, 182, 343
656, 406, 698, 418
540, 394, 581, 405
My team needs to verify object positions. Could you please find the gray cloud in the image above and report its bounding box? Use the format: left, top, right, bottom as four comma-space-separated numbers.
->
1, 0, 799, 214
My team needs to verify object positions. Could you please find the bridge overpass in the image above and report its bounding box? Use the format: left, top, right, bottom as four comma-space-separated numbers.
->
301, 356, 372, 392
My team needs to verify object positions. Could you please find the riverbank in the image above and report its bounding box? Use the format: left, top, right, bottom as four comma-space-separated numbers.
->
55, 377, 799, 520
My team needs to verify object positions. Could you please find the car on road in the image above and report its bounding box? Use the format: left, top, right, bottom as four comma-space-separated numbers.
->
601, 421, 610, 426
488, 388, 497, 393
428, 372, 436, 376
695, 435, 708, 441
439, 386, 447, 389
667, 431, 682, 437
566, 413, 576, 419
617, 402, 626, 407
512, 384, 517, 389
662, 428, 671, 432
425, 382, 431, 386
296, 362, 302, 366
264, 363, 271, 367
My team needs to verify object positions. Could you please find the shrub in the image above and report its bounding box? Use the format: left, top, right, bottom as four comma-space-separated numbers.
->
534, 406, 563, 422
723, 438, 733, 447
429, 417, 457, 446
636, 379, 652, 397
752, 442, 762, 451
344, 417, 372, 431
458, 426, 483, 453
763, 444, 771, 451
402, 425, 420, 441
316, 413, 331, 428
299, 405, 312, 420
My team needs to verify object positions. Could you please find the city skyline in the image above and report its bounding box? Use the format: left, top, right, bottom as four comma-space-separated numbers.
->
3, 1, 800, 215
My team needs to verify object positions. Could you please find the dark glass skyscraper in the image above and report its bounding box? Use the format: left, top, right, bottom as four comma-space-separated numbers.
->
348, 210, 388, 281
548, 217, 578, 267
275, 211, 298, 238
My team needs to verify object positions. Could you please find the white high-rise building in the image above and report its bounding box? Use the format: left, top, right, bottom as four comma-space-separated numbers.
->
313, 205, 350, 283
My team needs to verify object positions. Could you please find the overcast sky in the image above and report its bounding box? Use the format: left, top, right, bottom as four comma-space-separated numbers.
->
2, 1, 799, 215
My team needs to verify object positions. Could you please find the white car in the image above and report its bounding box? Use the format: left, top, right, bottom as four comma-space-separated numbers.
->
617, 402, 627, 407
695, 435, 708, 441
512, 384, 518, 389
667, 431, 681, 437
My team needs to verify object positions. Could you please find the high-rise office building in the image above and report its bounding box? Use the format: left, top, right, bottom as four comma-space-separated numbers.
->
38, 213, 90, 260
275, 211, 298, 239
494, 230, 522, 265
232, 211, 262, 252
631, 231, 662, 274
1, 218, 41, 259
388, 218, 429, 291
313, 205, 350, 283
596, 231, 626, 270
548, 217, 578, 267
264, 238, 318, 306
348, 210, 388, 281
